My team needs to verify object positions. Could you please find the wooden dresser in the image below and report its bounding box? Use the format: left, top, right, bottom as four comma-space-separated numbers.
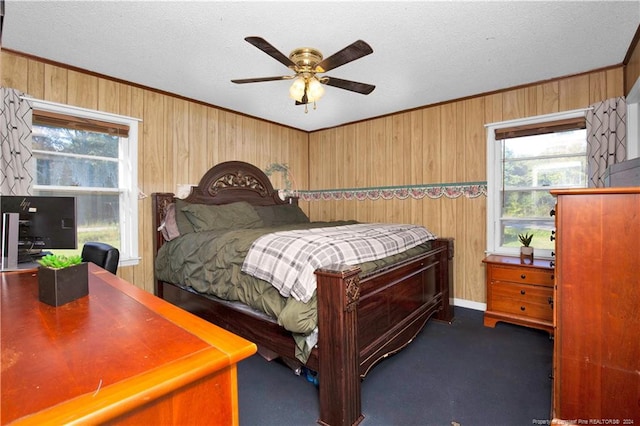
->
483, 254, 554, 334
550, 188, 640, 425
1, 264, 257, 425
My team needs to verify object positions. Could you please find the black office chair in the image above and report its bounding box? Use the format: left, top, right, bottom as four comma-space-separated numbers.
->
81, 242, 119, 274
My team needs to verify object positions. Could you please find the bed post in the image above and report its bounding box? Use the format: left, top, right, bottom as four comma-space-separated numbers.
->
152, 192, 175, 298
434, 238, 455, 323
315, 265, 364, 426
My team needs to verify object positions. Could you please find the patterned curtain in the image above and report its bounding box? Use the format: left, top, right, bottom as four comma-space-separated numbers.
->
586, 96, 627, 188
1, 88, 34, 195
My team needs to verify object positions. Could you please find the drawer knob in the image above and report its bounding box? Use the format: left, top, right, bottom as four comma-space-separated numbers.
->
520, 274, 526, 280
548, 297, 554, 308
520, 289, 526, 295
520, 306, 526, 311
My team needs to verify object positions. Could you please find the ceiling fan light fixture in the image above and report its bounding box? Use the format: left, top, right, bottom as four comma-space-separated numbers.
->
289, 76, 325, 104
307, 77, 325, 102
288, 77, 306, 102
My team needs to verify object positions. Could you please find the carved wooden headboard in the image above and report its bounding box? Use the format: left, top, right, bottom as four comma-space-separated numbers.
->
152, 161, 295, 255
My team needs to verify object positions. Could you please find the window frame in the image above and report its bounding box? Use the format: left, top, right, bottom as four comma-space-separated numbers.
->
485, 108, 588, 259
31, 99, 140, 267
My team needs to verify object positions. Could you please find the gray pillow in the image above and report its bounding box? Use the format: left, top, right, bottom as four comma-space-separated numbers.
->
181, 201, 264, 232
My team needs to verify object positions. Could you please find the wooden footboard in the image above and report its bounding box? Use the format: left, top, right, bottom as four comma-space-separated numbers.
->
314, 238, 453, 426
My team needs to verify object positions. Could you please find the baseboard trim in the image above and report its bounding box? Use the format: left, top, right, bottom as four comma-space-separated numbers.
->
452, 298, 486, 312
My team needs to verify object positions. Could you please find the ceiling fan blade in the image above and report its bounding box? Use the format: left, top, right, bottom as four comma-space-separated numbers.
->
244, 36, 296, 69
323, 76, 375, 95
314, 40, 373, 73
231, 76, 293, 84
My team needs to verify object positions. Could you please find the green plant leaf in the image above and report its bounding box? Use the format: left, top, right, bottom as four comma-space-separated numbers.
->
518, 233, 534, 247
37, 254, 83, 269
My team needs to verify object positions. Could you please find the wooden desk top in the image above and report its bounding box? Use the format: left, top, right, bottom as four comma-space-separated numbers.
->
1, 265, 256, 425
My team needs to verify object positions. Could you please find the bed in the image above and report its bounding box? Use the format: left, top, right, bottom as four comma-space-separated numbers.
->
152, 160, 454, 426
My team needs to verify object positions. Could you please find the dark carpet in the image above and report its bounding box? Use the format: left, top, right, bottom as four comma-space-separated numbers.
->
237, 307, 553, 426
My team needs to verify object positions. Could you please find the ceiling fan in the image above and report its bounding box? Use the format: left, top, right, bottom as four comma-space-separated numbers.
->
231, 36, 375, 112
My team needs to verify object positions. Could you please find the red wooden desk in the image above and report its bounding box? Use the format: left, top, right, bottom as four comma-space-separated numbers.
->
1, 264, 256, 425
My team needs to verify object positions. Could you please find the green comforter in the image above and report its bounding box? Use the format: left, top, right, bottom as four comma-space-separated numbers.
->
154, 221, 432, 362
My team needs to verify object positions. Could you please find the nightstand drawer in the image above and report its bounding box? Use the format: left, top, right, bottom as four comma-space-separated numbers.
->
490, 281, 553, 305
490, 295, 553, 321
489, 266, 554, 286
490, 282, 553, 321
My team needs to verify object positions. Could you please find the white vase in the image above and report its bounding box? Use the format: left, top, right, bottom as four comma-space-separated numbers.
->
520, 246, 534, 256
520, 246, 534, 263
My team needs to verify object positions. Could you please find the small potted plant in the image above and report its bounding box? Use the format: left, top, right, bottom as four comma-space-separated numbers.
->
37, 254, 88, 306
518, 232, 534, 263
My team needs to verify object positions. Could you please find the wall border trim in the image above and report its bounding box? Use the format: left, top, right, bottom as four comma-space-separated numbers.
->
291, 182, 487, 201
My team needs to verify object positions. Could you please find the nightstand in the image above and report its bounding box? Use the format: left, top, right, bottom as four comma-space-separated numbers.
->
482, 254, 554, 334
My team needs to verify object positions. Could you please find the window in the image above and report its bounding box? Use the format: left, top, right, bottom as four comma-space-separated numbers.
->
31, 100, 140, 266
486, 110, 588, 259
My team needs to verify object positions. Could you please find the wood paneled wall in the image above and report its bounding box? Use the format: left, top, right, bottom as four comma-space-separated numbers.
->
1, 50, 309, 294
307, 67, 624, 304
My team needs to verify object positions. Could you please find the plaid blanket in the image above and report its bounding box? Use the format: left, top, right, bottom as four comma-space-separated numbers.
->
241, 223, 437, 303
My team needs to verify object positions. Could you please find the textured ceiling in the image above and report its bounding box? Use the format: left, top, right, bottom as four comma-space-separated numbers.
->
2, 1, 639, 132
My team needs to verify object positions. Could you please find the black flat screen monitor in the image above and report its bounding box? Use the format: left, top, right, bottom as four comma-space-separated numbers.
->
1, 195, 77, 269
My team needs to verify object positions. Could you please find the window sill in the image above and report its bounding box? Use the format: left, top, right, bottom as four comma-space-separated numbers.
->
118, 257, 141, 267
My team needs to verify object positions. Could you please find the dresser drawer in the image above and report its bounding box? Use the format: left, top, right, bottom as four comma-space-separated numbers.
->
489, 265, 554, 286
